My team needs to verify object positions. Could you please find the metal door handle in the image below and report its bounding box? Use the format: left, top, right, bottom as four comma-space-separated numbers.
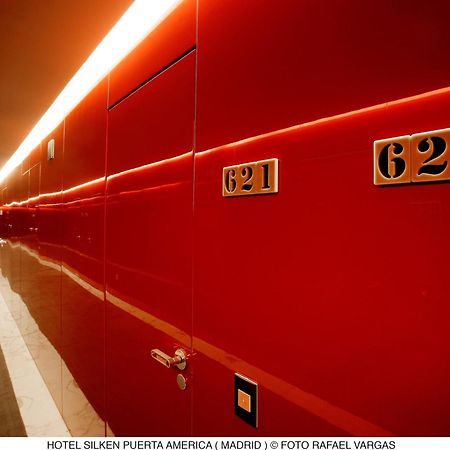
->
151, 348, 187, 370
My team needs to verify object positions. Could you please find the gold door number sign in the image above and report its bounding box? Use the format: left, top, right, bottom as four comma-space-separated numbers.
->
374, 128, 450, 185
223, 158, 278, 197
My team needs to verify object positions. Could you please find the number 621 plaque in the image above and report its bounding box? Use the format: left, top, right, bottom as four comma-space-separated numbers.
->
223, 158, 279, 197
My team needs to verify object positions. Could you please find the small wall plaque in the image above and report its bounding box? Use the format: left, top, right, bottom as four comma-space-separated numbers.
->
374, 128, 450, 185
223, 158, 278, 197
47, 139, 55, 160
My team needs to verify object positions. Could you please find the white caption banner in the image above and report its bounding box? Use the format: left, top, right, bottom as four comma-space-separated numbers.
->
0, 438, 449, 450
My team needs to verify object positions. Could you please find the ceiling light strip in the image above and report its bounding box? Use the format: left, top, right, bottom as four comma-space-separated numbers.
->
0, 0, 181, 183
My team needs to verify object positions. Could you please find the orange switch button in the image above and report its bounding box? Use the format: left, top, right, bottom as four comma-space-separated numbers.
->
237, 389, 251, 413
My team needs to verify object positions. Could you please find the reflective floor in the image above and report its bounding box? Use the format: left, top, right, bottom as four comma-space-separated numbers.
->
0, 279, 70, 437
0, 345, 25, 436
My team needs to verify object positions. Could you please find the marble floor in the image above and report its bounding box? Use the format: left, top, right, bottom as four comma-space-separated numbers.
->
0, 283, 70, 437
0, 343, 26, 436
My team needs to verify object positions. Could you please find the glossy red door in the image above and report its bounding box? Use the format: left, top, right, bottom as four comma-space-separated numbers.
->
105, 51, 196, 436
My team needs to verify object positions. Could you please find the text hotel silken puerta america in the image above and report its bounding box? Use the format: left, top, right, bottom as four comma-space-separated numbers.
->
46, 440, 396, 450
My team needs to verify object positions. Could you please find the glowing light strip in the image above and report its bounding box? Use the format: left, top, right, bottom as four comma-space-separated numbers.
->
0, 0, 181, 183
198, 85, 450, 156
2, 151, 190, 207
3, 176, 104, 207
5, 85, 450, 206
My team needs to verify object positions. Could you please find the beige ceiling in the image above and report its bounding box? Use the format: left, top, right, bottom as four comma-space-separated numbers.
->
0, 0, 133, 168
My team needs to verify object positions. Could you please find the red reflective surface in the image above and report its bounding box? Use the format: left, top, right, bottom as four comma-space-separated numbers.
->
61, 79, 108, 435
108, 0, 195, 107
196, 0, 450, 152
193, 89, 450, 436
33, 124, 64, 410
106, 49, 195, 437
0, 0, 450, 437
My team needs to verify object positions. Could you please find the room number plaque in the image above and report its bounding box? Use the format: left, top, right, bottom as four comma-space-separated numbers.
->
223, 158, 279, 197
373, 128, 450, 185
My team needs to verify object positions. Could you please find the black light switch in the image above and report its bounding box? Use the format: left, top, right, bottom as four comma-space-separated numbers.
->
234, 373, 258, 428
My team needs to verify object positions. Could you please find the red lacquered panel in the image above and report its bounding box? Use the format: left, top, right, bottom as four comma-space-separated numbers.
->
61, 80, 108, 436
108, 0, 195, 107
63, 79, 108, 189
23, 163, 40, 251
12, 171, 29, 238
0, 182, 5, 238
31, 123, 64, 410
2, 174, 13, 239
29, 144, 42, 169
106, 51, 195, 436
21, 157, 29, 176
196, 0, 450, 152
107, 50, 196, 176
4, 169, 22, 293
39, 124, 64, 264
193, 89, 450, 436
20, 164, 40, 316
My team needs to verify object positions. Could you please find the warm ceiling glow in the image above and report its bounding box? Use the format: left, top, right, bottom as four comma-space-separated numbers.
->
0, 0, 181, 183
